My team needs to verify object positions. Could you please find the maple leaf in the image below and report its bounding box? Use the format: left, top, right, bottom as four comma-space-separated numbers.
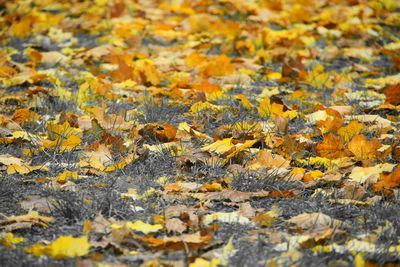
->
252, 206, 280, 227
383, 83, 400, 105
316, 134, 350, 159
373, 165, 400, 192
337, 120, 364, 142
348, 134, 381, 159
315, 108, 343, 134
247, 150, 290, 170
349, 164, 396, 184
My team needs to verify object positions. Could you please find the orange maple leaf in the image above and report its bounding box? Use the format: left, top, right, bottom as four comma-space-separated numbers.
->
373, 165, 400, 192
347, 134, 381, 159
316, 134, 350, 159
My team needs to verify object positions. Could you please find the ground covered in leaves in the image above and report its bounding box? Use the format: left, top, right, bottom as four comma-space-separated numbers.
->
0, 0, 400, 266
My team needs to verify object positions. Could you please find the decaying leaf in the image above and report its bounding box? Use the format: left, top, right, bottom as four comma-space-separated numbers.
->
0, 210, 54, 231
247, 150, 290, 170
288, 213, 345, 230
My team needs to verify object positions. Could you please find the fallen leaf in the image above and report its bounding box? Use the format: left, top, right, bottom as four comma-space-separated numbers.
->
19, 195, 54, 212
373, 165, 400, 192
111, 220, 163, 234
26, 235, 90, 259
165, 218, 186, 234
348, 134, 381, 159
316, 134, 350, 159
247, 150, 290, 170
0, 210, 53, 231
337, 120, 364, 142
0, 232, 24, 248
349, 164, 396, 184
201, 138, 235, 155
288, 212, 343, 230
203, 212, 252, 225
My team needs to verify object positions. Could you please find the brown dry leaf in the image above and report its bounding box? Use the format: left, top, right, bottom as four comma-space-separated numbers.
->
137, 123, 177, 143
348, 134, 381, 159
91, 214, 113, 234
247, 150, 290, 170
185, 190, 270, 203
165, 218, 186, 234
341, 182, 367, 200
287, 212, 344, 230
79, 144, 113, 171
19, 195, 54, 212
0, 210, 54, 231
12, 108, 41, 125
165, 205, 199, 228
383, 83, 400, 105
40, 51, 69, 65
142, 231, 213, 251
239, 202, 256, 218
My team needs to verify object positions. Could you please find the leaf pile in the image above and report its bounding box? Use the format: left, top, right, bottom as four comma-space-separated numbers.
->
0, 0, 400, 266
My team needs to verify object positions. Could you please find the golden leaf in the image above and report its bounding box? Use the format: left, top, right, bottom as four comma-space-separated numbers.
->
348, 134, 381, 159
26, 235, 90, 259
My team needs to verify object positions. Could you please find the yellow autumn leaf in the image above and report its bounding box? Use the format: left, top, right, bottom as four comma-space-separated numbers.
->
56, 171, 79, 184
201, 138, 235, 154
349, 163, 396, 184
266, 72, 282, 80
258, 97, 297, 119
47, 121, 82, 140
7, 164, 48, 175
354, 253, 365, 267
26, 235, 90, 259
0, 232, 24, 248
364, 73, 400, 89
257, 97, 272, 118
178, 122, 211, 140
337, 120, 364, 142
190, 258, 214, 267
111, 220, 163, 234
235, 94, 253, 109
43, 135, 81, 152
133, 59, 161, 85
